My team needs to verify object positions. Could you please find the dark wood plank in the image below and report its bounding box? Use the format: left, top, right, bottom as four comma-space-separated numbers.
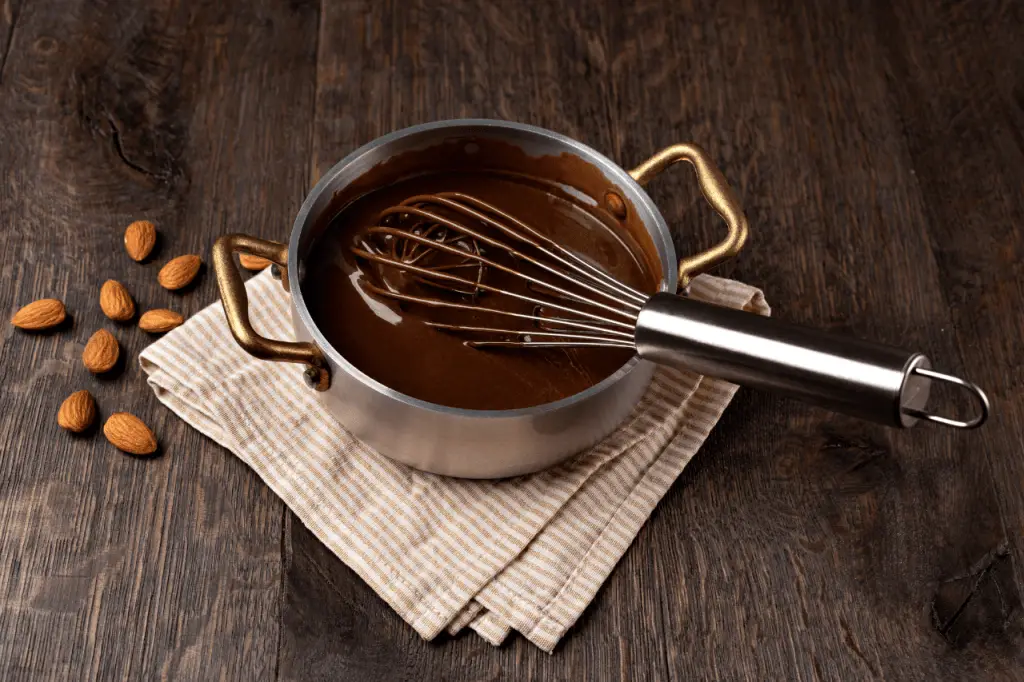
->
0, 0, 20, 84
644, 0, 1022, 676
871, 0, 1024, 632
646, 0, 1021, 677
0, 0, 318, 679
281, 0, 1024, 680
1, 0, 1021, 680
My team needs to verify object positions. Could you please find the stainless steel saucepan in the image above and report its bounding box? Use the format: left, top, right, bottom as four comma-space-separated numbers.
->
213, 119, 988, 479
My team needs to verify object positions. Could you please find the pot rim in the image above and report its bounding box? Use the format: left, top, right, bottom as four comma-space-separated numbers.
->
287, 118, 677, 419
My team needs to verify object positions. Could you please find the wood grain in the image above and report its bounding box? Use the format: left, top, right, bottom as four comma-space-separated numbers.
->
1, 0, 1022, 680
0, 0, 316, 678
288, 0, 1024, 679
872, 0, 1024, 648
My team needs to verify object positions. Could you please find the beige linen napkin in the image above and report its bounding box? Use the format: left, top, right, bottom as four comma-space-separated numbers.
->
139, 270, 768, 651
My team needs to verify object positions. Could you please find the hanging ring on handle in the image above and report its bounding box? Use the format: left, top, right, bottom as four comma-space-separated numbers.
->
901, 367, 990, 429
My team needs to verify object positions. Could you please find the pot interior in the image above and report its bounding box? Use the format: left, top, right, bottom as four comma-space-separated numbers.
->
290, 120, 678, 414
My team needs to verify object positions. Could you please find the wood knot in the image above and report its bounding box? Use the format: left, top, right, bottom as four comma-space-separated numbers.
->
932, 543, 1019, 648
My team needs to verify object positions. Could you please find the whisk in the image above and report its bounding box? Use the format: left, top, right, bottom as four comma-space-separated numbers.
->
353, 192, 989, 430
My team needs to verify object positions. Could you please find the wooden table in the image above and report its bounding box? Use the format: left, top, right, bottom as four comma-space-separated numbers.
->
2, 0, 1022, 679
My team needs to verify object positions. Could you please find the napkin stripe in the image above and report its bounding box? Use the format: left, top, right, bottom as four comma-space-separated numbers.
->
140, 270, 768, 650
237, 288, 537, 578
150, 335, 490, 608
182, 295, 594, 624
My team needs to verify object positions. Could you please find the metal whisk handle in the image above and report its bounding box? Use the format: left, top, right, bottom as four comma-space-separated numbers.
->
634, 293, 989, 429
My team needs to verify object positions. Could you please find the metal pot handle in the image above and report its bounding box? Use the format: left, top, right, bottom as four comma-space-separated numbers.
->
212, 234, 330, 391
630, 144, 749, 291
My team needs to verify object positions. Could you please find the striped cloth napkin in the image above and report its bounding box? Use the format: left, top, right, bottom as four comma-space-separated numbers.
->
139, 270, 768, 651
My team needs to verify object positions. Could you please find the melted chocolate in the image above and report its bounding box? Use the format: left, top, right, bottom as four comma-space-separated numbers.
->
301, 148, 660, 410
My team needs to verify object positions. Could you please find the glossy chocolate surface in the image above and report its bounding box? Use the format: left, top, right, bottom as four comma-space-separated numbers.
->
302, 151, 659, 410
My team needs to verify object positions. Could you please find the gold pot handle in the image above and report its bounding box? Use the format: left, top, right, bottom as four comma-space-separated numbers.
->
630, 144, 749, 290
212, 234, 330, 391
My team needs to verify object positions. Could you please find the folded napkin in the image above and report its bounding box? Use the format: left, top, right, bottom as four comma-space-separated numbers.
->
139, 270, 768, 651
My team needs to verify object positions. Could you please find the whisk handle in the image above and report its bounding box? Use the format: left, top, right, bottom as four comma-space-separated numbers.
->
634, 293, 988, 429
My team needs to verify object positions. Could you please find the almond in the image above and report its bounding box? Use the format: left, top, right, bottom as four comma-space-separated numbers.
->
124, 220, 157, 261
158, 254, 202, 290
139, 309, 184, 333
103, 412, 157, 456
82, 328, 120, 373
58, 390, 97, 433
239, 253, 272, 271
99, 280, 135, 321
11, 298, 66, 330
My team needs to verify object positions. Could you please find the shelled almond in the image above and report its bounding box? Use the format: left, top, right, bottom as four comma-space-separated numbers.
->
158, 254, 201, 290
100, 280, 135, 321
239, 253, 272, 271
11, 298, 66, 330
82, 329, 120, 374
103, 413, 158, 455
139, 309, 184, 333
124, 220, 157, 261
57, 390, 97, 433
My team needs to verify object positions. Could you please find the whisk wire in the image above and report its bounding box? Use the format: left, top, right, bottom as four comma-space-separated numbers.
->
353, 247, 636, 332
397, 194, 648, 306
353, 193, 651, 347
425, 323, 635, 349
378, 204, 642, 314
364, 226, 638, 321
361, 282, 636, 340
426, 192, 648, 306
